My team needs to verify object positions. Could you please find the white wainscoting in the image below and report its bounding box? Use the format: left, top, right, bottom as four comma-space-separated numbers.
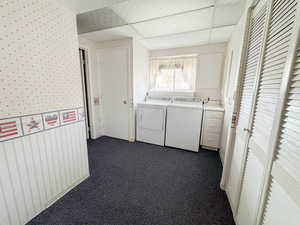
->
0, 121, 89, 225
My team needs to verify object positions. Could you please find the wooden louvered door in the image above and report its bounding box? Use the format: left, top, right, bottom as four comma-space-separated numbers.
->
226, 0, 268, 214
237, 0, 300, 224
259, 8, 300, 225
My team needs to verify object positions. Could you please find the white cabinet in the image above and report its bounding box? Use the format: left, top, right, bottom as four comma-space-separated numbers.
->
201, 109, 224, 150
165, 105, 203, 152
136, 103, 167, 146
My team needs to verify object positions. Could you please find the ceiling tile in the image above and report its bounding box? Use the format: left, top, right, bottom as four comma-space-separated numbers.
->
132, 7, 214, 38
57, 0, 128, 14
215, 0, 242, 6
210, 25, 235, 43
141, 29, 210, 50
77, 8, 127, 34
111, 0, 214, 23
79, 25, 142, 42
213, 3, 245, 26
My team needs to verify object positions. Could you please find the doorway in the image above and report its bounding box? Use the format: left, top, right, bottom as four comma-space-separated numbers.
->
79, 48, 91, 139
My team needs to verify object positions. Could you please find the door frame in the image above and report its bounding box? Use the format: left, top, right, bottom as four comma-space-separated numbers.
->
78, 47, 94, 139
220, 7, 252, 194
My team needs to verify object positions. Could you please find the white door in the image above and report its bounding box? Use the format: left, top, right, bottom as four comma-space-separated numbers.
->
237, 0, 300, 224
97, 47, 131, 140
227, 0, 268, 213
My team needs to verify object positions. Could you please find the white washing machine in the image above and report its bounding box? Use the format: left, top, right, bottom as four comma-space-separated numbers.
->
165, 102, 203, 152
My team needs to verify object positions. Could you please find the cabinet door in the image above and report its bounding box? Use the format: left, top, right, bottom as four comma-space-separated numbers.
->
201, 110, 224, 149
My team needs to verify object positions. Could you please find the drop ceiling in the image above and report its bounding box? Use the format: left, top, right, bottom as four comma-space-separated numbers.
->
57, 0, 129, 14
60, 0, 245, 49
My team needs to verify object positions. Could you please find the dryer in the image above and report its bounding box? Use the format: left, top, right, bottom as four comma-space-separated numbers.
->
136, 101, 168, 146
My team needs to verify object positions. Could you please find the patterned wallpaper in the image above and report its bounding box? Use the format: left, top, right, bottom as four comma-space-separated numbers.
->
0, 0, 83, 118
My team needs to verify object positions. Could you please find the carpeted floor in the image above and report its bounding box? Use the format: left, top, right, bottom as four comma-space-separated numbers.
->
27, 136, 235, 225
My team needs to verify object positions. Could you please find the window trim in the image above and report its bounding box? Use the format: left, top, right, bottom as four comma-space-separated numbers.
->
149, 54, 198, 94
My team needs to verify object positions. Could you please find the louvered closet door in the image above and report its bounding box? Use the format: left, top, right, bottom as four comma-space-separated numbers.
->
262, 32, 300, 225
237, 0, 299, 224
227, 0, 268, 213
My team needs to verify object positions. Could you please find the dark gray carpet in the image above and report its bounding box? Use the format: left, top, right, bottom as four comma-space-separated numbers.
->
27, 136, 235, 225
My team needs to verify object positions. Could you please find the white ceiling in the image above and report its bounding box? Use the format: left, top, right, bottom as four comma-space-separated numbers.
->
213, 3, 244, 26
140, 29, 211, 50
111, 0, 214, 23
57, 0, 129, 14
210, 25, 236, 43
132, 7, 214, 38
60, 0, 245, 50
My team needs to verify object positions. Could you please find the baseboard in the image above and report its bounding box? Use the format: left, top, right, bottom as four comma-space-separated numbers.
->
219, 151, 224, 165
129, 137, 135, 142
92, 134, 104, 140
201, 145, 219, 151
24, 175, 91, 224
226, 190, 238, 225
46, 174, 90, 208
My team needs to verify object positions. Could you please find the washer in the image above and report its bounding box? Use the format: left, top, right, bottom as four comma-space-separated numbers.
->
165, 102, 203, 152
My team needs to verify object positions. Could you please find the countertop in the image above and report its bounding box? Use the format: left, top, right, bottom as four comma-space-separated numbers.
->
137, 100, 224, 111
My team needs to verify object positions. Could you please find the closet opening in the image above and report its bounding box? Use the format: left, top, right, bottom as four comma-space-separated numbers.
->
79, 48, 91, 139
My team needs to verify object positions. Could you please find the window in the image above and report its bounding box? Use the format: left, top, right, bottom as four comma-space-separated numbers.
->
149, 55, 197, 92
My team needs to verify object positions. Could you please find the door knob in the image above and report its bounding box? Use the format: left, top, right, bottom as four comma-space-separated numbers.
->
123, 100, 127, 104
243, 128, 250, 132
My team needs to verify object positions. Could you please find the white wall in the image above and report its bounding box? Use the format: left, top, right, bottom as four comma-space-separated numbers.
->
219, 12, 249, 162
133, 39, 150, 104
149, 43, 227, 100
0, 1, 90, 225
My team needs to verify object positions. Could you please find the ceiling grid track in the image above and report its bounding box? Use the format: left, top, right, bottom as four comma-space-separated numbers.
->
76, 0, 245, 49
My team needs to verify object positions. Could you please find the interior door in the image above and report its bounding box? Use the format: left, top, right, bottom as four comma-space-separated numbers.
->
237, 0, 299, 224
227, 0, 268, 213
97, 46, 130, 140
260, 19, 300, 225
